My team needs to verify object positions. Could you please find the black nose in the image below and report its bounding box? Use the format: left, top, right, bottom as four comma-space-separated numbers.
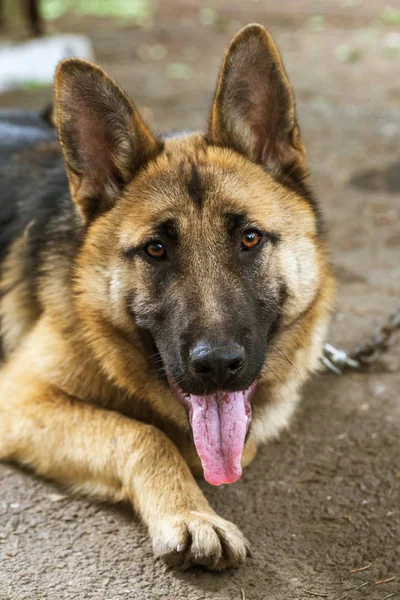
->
189, 341, 245, 388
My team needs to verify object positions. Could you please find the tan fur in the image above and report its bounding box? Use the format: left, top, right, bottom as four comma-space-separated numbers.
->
0, 232, 40, 355
0, 24, 335, 570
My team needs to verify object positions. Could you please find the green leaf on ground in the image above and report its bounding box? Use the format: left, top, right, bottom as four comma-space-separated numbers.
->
334, 44, 361, 63
165, 63, 193, 80
381, 7, 400, 26
308, 15, 325, 33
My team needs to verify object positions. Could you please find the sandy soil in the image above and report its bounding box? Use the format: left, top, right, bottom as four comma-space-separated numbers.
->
0, 1, 399, 599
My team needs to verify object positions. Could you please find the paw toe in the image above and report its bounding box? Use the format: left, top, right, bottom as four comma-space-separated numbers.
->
153, 512, 249, 571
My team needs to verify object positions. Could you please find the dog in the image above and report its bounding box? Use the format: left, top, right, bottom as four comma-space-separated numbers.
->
0, 24, 335, 570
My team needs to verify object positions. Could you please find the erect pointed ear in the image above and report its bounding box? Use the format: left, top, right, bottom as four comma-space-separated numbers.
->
208, 24, 307, 181
55, 59, 162, 221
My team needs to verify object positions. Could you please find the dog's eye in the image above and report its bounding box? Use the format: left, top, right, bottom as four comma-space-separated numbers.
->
241, 230, 262, 250
145, 241, 166, 259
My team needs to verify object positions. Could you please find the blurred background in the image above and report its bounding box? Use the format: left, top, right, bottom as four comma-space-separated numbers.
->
1, 2, 399, 600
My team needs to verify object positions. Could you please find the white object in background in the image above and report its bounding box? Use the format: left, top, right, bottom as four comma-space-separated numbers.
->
0, 34, 95, 92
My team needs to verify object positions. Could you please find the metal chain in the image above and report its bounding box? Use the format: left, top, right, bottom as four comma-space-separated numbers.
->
321, 304, 400, 375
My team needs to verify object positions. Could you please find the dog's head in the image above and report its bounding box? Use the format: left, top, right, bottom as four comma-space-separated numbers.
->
56, 25, 327, 485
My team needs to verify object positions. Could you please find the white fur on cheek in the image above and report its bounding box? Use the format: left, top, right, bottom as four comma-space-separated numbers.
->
108, 266, 131, 328
279, 239, 320, 320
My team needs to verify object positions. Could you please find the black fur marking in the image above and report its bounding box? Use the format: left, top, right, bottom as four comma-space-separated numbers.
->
226, 212, 246, 236
225, 211, 282, 245
263, 229, 281, 245
154, 219, 178, 241
0, 112, 59, 264
122, 246, 140, 261
186, 163, 204, 208
122, 219, 178, 261
0, 110, 84, 358
0, 114, 81, 288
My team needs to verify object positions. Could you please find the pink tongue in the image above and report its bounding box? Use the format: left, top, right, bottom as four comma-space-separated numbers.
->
187, 391, 252, 486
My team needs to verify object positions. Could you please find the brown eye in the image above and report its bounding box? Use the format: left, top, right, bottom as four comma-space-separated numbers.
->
241, 230, 262, 250
145, 241, 166, 259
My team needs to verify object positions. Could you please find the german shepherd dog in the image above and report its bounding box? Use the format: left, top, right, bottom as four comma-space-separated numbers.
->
0, 25, 334, 570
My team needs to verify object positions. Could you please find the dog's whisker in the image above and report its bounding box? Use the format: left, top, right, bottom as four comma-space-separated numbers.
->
263, 362, 284, 385
269, 344, 303, 384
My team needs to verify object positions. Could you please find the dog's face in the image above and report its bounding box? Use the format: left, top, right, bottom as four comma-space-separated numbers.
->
56, 25, 324, 485
113, 144, 319, 395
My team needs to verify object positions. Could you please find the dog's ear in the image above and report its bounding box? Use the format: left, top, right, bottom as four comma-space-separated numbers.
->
55, 59, 161, 221
208, 24, 307, 181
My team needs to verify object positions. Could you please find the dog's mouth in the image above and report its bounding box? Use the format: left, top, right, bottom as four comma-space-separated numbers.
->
167, 375, 256, 486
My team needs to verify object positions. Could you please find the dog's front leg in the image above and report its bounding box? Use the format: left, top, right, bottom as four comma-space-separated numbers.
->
0, 377, 249, 570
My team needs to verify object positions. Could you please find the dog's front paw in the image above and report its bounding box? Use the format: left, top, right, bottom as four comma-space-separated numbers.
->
152, 511, 250, 570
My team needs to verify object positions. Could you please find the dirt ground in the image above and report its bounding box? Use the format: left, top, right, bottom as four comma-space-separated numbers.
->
0, 1, 399, 599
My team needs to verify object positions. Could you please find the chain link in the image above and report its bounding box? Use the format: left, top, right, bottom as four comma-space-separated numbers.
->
321, 304, 400, 375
